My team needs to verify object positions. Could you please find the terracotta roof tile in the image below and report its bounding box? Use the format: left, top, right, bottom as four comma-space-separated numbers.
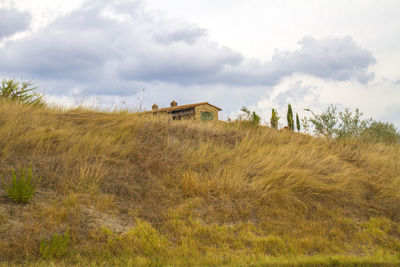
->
151, 102, 222, 113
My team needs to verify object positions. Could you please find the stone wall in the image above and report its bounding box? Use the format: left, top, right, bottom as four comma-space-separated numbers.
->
194, 104, 219, 121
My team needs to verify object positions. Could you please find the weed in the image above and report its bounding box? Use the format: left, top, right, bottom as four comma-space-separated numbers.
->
39, 229, 70, 259
1, 166, 41, 203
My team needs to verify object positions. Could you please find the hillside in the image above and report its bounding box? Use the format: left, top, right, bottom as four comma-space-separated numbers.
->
0, 100, 400, 266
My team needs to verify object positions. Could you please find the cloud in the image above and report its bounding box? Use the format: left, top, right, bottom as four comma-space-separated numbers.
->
273, 81, 317, 107
382, 104, 400, 128
0, 8, 32, 40
273, 36, 376, 83
0, 0, 377, 94
153, 24, 207, 45
2, 0, 398, 126
256, 75, 400, 128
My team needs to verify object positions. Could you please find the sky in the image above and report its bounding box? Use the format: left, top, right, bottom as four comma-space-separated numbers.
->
0, 0, 399, 126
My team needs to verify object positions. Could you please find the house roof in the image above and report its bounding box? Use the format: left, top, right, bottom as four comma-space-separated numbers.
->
152, 102, 222, 113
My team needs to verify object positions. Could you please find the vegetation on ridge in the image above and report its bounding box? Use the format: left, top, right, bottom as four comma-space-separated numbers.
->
0, 79, 44, 106
0, 100, 399, 265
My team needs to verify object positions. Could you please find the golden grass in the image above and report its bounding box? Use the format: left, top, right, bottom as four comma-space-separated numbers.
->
0, 100, 399, 265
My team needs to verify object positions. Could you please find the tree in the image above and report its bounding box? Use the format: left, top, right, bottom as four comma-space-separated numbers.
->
296, 113, 300, 132
335, 108, 370, 139
270, 109, 279, 129
239, 107, 261, 126
287, 104, 294, 131
303, 105, 400, 145
305, 105, 338, 138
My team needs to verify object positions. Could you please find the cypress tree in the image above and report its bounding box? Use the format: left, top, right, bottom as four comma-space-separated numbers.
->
296, 113, 301, 132
287, 104, 294, 131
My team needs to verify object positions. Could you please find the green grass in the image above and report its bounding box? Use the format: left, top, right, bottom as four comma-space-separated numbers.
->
40, 229, 70, 259
2, 166, 40, 203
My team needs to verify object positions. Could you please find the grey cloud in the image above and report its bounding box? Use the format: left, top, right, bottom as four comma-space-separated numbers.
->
154, 27, 206, 45
274, 81, 317, 107
0, 8, 32, 39
283, 36, 376, 83
0, 0, 243, 92
219, 36, 375, 85
0, 0, 376, 97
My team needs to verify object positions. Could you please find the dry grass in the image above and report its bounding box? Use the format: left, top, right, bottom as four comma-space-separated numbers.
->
0, 100, 399, 265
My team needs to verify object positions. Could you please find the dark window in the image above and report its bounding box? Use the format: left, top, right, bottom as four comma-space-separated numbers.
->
200, 111, 213, 121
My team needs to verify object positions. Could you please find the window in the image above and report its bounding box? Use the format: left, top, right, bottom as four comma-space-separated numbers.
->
200, 111, 213, 121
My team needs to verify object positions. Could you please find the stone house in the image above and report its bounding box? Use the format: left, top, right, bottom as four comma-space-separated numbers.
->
150, 101, 222, 121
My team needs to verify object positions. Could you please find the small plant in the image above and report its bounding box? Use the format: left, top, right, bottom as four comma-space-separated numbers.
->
0, 78, 44, 106
301, 116, 310, 133
1, 166, 41, 203
40, 229, 70, 259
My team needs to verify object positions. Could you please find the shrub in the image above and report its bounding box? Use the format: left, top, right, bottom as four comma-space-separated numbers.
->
305, 105, 400, 144
270, 109, 279, 129
40, 229, 70, 259
362, 121, 400, 145
0, 78, 44, 106
335, 108, 370, 139
238, 106, 261, 127
1, 166, 41, 203
305, 105, 338, 138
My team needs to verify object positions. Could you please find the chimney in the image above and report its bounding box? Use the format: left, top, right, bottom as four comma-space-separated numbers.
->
152, 104, 158, 111
170, 100, 177, 107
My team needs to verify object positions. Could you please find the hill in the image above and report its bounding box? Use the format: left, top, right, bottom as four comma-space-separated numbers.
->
0, 100, 400, 266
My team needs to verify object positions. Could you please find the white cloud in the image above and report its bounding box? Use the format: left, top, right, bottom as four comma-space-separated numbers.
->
256, 75, 400, 127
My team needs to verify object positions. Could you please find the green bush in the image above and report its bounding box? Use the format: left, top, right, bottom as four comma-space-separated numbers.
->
305, 105, 400, 144
1, 166, 41, 203
362, 121, 400, 145
305, 105, 339, 138
40, 229, 70, 259
335, 108, 370, 139
237, 106, 261, 127
0, 78, 44, 106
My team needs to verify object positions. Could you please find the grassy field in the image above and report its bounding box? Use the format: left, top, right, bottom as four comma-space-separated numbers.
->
0, 100, 399, 266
